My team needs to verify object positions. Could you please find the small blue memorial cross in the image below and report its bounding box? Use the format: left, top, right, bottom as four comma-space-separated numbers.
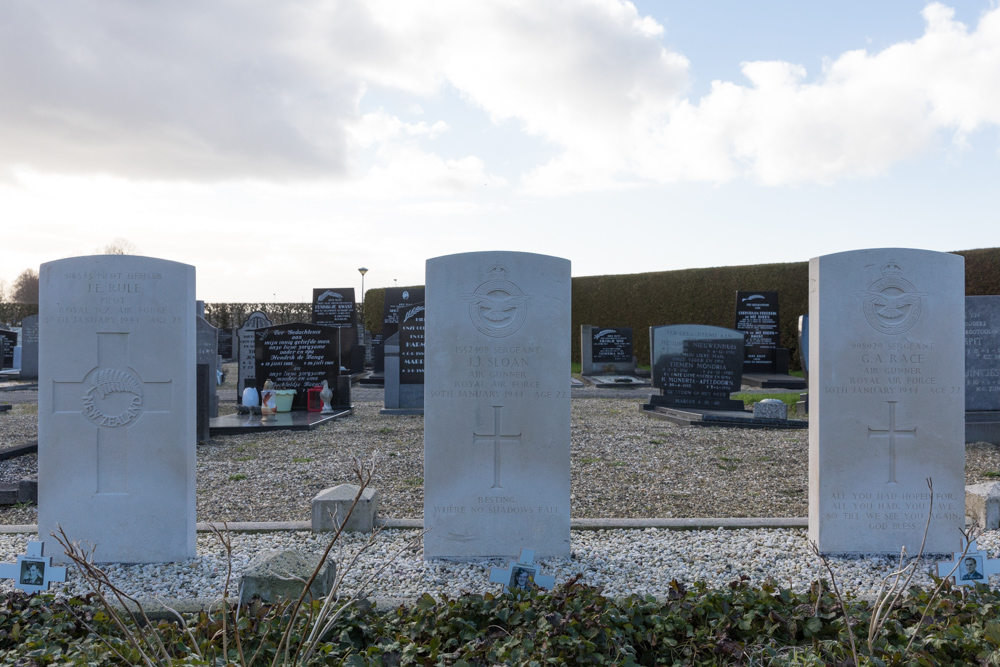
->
488, 548, 555, 592
937, 539, 1000, 587
0, 541, 68, 594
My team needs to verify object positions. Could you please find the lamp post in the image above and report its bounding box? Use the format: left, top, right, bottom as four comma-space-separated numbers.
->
358, 267, 368, 342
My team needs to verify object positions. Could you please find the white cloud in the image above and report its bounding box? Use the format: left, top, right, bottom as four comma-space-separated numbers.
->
2, 1, 999, 193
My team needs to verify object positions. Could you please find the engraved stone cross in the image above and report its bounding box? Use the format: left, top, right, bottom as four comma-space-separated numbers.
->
867, 400, 917, 484
473, 405, 522, 489
52, 332, 172, 494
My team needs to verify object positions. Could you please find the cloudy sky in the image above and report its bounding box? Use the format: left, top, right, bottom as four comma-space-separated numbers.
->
2, 0, 999, 302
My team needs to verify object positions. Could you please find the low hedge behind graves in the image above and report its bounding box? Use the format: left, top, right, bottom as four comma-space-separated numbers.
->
357, 246, 1000, 371
5, 246, 999, 370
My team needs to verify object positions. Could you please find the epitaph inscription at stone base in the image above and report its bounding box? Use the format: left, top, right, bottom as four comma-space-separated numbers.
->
809, 249, 965, 555
965, 296, 1000, 412
38, 255, 196, 563
424, 252, 571, 560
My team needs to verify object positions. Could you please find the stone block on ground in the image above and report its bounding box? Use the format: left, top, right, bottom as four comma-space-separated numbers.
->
18, 475, 37, 504
239, 549, 336, 605
0, 483, 18, 505
312, 484, 379, 533
966, 482, 1000, 530
753, 399, 788, 420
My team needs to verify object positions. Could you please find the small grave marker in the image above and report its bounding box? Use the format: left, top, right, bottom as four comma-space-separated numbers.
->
0, 541, 67, 594
488, 548, 554, 592
937, 539, 1000, 586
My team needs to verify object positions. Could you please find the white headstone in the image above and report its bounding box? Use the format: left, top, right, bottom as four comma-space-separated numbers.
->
424, 251, 571, 560
237, 310, 272, 401
809, 248, 965, 554
38, 255, 196, 563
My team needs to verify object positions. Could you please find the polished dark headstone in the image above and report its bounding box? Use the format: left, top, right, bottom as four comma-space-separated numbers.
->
646, 324, 745, 411
218, 327, 234, 360
254, 323, 346, 410
312, 288, 361, 373
399, 302, 424, 385
0, 330, 16, 370
734, 291, 780, 373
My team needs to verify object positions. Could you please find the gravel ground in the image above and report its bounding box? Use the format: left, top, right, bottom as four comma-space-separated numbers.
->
3, 367, 1000, 527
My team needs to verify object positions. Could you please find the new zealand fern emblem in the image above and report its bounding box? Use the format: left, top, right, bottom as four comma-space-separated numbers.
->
82, 368, 144, 428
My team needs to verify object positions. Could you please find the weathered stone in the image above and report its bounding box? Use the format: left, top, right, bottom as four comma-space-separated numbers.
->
18, 475, 37, 504
239, 550, 336, 605
966, 482, 1000, 530
311, 484, 379, 533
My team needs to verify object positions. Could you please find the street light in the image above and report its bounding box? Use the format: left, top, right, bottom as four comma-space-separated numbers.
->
357, 267, 368, 341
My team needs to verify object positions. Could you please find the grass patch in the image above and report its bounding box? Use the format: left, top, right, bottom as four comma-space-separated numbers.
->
649, 438, 666, 445
404, 477, 423, 486
580, 457, 602, 464
377, 427, 393, 435
292, 457, 312, 463
733, 391, 799, 408
228, 473, 247, 482
983, 471, 1000, 478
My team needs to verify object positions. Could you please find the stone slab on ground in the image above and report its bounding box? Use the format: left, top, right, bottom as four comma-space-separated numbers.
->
642, 405, 807, 429
238, 549, 337, 605
582, 375, 650, 388
742, 373, 806, 390
312, 484, 379, 533
209, 409, 349, 436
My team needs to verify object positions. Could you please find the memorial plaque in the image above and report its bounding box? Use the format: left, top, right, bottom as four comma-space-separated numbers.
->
217, 327, 234, 361
38, 255, 196, 563
237, 310, 272, 401
648, 325, 745, 410
0, 329, 15, 369
966, 296, 1000, 412
312, 288, 357, 328
312, 288, 359, 373
399, 302, 425, 385
254, 323, 341, 410
424, 252, 571, 560
735, 291, 780, 373
382, 287, 425, 342
592, 327, 632, 363
19, 315, 39, 380
809, 249, 964, 554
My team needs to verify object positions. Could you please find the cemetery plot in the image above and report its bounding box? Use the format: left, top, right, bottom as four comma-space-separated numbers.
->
424, 252, 571, 560
809, 249, 965, 555
38, 254, 197, 563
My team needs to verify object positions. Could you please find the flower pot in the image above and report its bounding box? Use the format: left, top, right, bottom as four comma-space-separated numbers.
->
275, 389, 296, 412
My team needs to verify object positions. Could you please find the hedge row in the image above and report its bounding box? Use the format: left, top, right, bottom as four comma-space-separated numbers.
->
6, 247, 1000, 370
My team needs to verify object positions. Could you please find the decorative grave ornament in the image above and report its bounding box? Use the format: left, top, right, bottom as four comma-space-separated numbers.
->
937, 538, 1000, 586
0, 541, 67, 594
488, 548, 555, 593
319, 380, 333, 414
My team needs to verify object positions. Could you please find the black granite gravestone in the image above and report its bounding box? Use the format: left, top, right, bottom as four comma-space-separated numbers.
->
592, 327, 632, 364
0, 330, 16, 369
647, 324, 745, 410
966, 296, 1000, 444
312, 288, 362, 373
196, 316, 219, 418
218, 327, 234, 360
734, 291, 781, 373
399, 302, 425, 385
382, 287, 425, 343
254, 323, 348, 410
19, 315, 38, 380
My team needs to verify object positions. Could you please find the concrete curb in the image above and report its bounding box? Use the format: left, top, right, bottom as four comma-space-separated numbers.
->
1, 517, 808, 535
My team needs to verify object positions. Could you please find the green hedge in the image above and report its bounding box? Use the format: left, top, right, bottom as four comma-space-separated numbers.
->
358, 247, 1000, 371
